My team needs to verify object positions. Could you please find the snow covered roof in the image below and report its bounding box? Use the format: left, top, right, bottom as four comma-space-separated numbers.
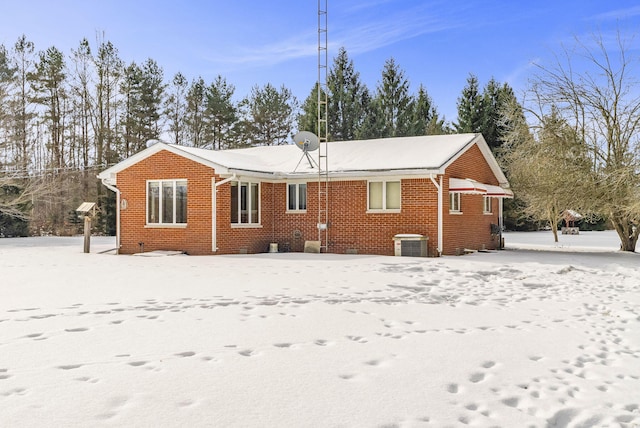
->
98, 133, 510, 187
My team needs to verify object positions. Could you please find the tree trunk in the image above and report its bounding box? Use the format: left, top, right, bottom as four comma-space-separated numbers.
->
611, 213, 638, 252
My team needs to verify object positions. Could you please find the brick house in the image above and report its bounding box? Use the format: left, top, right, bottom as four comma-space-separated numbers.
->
97, 133, 512, 256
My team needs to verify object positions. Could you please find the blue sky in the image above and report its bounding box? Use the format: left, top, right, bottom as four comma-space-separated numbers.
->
1, 0, 639, 123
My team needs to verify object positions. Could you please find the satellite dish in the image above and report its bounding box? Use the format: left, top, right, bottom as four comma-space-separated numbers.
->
293, 131, 319, 152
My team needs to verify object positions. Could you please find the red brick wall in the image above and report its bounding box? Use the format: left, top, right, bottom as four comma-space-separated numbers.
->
117, 150, 217, 255
442, 144, 502, 254
115, 143, 504, 256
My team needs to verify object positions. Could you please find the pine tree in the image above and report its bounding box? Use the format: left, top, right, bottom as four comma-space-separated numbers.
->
374, 58, 413, 138
165, 72, 187, 145
327, 47, 366, 141
242, 83, 296, 146
455, 73, 484, 134
10, 36, 36, 172
93, 37, 123, 166
31, 46, 67, 170
410, 84, 448, 135
204, 75, 238, 150
184, 77, 207, 148
296, 82, 321, 135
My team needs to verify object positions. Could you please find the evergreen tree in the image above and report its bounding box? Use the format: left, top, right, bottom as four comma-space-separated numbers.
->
165, 72, 187, 145
455, 73, 484, 134
327, 47, 366, 141
242, 83, 296, 146
93, 37, 123, 166
374, 58, 413, 138
204, 75, 238, 150
9, 35, 36, 172
410, 84, 448, 135
184, 77, 207, 148
119, 59, 164, 156
0, 44, 17, 167
296, 82, 321, 135
355, 87, 381, 139
69, 38, 93, 173
30, 46, 67, 169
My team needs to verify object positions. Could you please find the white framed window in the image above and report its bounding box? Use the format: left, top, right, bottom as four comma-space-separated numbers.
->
483, 196, 493, 214
231, 181, 260, 225
147, 179, 187, 225
368, 180, 401, 211
449, 192, 461, 213
287, 183, 307, 211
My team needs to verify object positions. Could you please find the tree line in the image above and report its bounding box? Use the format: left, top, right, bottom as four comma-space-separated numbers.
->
0, 35, 517, 236
2, 32, 638, 252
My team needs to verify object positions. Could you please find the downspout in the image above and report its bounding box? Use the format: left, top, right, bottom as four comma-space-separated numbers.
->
498, 197, 504, 249
212, 173, 237, 252
429, 174, 443, 256
101, 181, 121, 254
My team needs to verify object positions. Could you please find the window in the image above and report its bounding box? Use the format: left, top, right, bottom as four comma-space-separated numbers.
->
147, 180, 187, 225
449, 192, 461, 213
231, 181, 260, 225
368, 181, 401, 211
483, 196, 493, 214
287, 183, 307, 211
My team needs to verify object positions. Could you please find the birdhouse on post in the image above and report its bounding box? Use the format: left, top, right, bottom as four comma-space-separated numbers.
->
76, 202, 96, 253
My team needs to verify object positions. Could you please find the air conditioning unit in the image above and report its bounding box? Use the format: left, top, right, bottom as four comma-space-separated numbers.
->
393, 234, 428, 257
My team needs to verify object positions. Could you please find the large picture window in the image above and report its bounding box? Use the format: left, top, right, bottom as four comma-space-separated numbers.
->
368, 180, 401, 211
231, 181, 260, 225
147, 180, 187, 225
287, 183, 307, 211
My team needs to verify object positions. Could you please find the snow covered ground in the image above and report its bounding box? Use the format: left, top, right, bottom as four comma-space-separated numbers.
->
1, 230, 639, 427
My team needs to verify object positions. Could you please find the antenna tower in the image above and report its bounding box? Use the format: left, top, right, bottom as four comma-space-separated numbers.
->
317, 0, 329, 250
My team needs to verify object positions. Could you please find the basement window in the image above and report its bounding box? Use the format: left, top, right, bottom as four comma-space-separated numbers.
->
147, 180, 187, 225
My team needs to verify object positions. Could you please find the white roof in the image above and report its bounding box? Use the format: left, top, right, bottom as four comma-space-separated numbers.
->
98, 134, 510, 187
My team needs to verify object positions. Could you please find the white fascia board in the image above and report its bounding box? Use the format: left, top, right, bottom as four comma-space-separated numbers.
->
96, 142, 231, 185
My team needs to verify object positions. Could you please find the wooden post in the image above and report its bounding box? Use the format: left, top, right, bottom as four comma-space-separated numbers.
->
83, 216, 91, 253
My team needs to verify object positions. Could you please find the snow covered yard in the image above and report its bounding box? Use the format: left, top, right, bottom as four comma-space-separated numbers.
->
1, 231, 639, 427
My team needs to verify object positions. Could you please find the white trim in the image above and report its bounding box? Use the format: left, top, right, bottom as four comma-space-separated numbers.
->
429, 174, 443, 257
483, 196, 493, 214
212, 174, 237, 252
146, 179, 188, 226
230, 180, 261, 226
449, 192, 462, 213
144, 224, 187, 229
286, 182, 308, 212
101, 181, 121, 253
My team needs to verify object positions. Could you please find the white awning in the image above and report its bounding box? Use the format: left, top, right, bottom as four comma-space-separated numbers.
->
449, 178, 487, 194
484, 184, 514, 198
449, 178, 513, 198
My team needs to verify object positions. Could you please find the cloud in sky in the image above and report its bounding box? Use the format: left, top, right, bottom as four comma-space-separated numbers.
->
203, 3, 464, 71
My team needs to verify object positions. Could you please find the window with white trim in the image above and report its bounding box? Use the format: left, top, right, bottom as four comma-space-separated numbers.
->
231, 181, 260, 224
368, 180, 401, 210
147, 180, 187, 224
287, 183, 307, 211
449, 192, 461, 213
483, 196, 493, 214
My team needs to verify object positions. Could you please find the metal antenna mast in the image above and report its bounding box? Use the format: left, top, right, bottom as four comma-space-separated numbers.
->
317, 0, 329, 250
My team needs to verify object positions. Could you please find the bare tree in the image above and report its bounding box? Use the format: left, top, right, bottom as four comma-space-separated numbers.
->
502, 106, 594, 242
527, 31, 640, 251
